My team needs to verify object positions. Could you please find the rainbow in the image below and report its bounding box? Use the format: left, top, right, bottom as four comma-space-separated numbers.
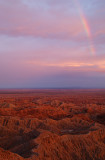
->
73, 0, 95, 55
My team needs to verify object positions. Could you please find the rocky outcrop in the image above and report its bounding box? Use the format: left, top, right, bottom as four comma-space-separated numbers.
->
0, 89, 105, 160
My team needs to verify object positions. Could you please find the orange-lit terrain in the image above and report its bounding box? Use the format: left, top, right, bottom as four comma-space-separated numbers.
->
0, 89, 105, 160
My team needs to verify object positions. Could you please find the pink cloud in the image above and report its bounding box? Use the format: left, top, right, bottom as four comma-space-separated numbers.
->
0, 0, 84, 39
0, 0, 104, 44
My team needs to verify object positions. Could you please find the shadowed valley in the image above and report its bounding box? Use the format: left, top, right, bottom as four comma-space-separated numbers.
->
0, 89, 105, 160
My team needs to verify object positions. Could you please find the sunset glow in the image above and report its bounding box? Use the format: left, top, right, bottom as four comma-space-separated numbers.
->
0, 0, 105, 88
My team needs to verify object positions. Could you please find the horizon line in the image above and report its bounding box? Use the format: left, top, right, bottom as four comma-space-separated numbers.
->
0, 87, 105, 90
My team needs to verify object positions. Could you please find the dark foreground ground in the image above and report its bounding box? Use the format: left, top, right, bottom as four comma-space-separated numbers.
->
0, 89, 105, 160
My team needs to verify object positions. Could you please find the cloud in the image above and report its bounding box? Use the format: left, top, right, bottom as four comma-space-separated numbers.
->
0, 0, 104, 51
0, 0, 105, 88
0, 0, 89, 40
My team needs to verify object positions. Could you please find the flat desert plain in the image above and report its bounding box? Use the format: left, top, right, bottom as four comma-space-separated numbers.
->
0, 89, 105, 160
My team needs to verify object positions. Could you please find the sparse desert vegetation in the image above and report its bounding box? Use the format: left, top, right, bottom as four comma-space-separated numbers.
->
0, 89, 105, 160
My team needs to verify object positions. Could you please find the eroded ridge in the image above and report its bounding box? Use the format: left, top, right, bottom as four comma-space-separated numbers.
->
0, 89, 105, 160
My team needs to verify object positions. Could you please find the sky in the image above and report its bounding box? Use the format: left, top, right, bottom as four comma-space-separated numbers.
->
0, 0, 105, 88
